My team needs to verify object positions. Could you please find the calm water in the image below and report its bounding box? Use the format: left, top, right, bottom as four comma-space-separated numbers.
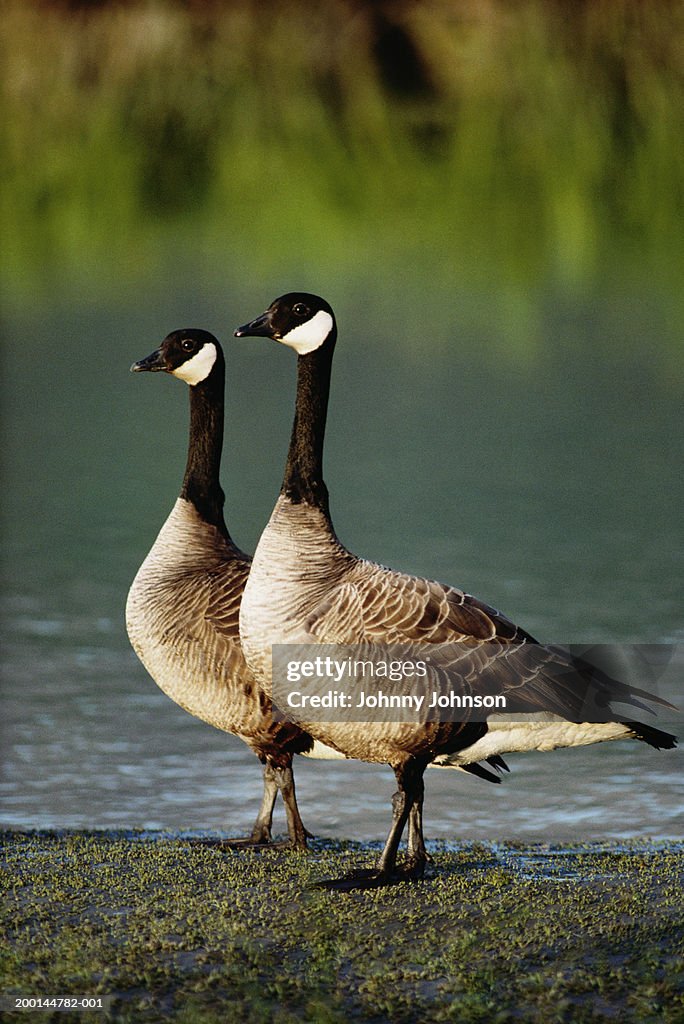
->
1, 283, 682, 841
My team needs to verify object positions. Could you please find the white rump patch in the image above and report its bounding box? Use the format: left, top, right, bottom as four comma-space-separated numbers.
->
280, 310, 333, 355
430, 715, 632, 768
172, 343, 217, 385
302, 739, 347, 761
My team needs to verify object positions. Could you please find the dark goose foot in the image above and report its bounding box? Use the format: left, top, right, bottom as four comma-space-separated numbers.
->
183, 763, 313, 851
315, 856, 427, 891
182, 832, 306, 851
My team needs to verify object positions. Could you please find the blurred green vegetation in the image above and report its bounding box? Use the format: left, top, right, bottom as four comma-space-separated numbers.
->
1, 0, 683, 355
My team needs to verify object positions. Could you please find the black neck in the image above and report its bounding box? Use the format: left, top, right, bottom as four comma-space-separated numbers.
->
281, 333, 336, 514
180, 352, 230, 537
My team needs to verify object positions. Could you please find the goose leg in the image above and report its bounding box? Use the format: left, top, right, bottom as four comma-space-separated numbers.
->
246, 761, 280, 843
317, 758, 428, 890
272, 763, 311, 849
406, 773, 432, 870
186, 761, 279, 850
230, 760, 310, 848
375, 759, 427, 881
200, 761, 278, 848
200, 759, 310, 849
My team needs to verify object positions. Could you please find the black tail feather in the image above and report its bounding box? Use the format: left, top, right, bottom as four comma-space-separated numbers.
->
624, 720, 678, 750
461, 762, 502, 784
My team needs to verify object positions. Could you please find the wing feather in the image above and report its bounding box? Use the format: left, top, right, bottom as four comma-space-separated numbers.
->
303, 561, 670, 725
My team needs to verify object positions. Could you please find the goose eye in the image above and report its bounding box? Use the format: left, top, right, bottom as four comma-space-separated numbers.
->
292, 303, 310, 317
181, 338, 195, 352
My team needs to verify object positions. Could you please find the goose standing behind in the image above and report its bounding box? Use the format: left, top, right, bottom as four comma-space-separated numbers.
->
126, 329, 316, 847
234, 293, 677, 888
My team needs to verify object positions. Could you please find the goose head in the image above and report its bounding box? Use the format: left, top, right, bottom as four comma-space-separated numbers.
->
131, 329, 221, 386
234, 293, 336, 355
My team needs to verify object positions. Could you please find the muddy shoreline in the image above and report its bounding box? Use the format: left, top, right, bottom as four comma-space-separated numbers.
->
2, 830, 682, 1022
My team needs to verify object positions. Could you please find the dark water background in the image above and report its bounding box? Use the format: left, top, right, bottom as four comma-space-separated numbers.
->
1, 286, 681, 841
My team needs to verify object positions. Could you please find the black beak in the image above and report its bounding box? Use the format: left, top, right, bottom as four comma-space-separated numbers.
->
130, 348, 167, 373
234, 311, 278, 340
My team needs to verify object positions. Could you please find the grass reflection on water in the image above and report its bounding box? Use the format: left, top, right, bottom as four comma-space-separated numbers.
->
1, 0, 682, 369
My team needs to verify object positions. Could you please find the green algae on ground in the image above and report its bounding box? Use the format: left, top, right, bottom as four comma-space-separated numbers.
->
1, 832, 682, 1023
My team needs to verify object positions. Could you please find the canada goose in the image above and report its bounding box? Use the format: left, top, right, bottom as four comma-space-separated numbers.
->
234, 293, 677, 888
126, 328, 315, 847
126, 327, 514, 848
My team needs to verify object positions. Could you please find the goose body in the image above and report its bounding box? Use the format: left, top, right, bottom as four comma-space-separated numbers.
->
240, 494, 661, 765
235, 293, 677, 886
127, 497, 249, 730
126, 330, 314, 846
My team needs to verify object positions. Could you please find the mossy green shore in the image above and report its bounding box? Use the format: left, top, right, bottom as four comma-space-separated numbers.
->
1, 831, 682, 1024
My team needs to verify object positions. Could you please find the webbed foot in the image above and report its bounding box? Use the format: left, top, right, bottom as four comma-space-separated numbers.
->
315, 857, 426, 891
183, 834, 302, 851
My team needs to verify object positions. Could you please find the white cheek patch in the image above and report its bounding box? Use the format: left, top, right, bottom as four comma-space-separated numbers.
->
280, 310, 333, 355
171, 343, 217, 385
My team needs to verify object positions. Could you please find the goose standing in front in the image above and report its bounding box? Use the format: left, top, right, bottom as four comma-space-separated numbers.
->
234, 293, 677, 888
126, 329, 315, 847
